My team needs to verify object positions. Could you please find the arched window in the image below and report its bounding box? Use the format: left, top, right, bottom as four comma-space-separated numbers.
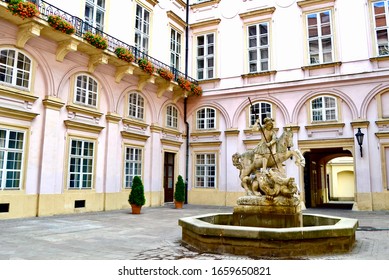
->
311, 96, 337, 122
166, 105, 178, 129
196, 107, 215, 130
74, 74, 98, 107
0, 48, 32, 89
249, 102, 272, 126
128, 92, 144, 120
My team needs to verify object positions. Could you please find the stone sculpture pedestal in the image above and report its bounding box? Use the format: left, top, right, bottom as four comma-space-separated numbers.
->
233, 204, 302, 228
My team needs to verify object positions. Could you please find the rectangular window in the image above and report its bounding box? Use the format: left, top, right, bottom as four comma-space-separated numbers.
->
124, 147, 142, 188
0, 129, 25, 190
75, 75, 98, 107
249, 102, 272, 126
248, 22, 269, 73
170, 28, 181, 70
84, 0, 105, 31
373, 1, 389, 55
196, 108, 216, 130
306, 10, 333, 64
135, 4, 150, 53
68, 139, 94, 189
196, 33, 215, 80
195, 153, 216, 188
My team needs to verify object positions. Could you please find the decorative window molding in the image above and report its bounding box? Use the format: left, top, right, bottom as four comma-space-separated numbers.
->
191, 0, 221, 10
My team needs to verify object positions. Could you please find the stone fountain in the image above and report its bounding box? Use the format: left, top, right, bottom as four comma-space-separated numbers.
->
179, 119, 358, 258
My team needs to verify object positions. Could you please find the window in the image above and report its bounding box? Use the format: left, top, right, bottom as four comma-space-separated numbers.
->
249, 102, 272, 126
311, 96, 337, 122
195, 153, 216, 188
84, 0, 105, 31
68, 139, 94, 189
0, 129, 25, 190
170, 28, 181, 70
124, 147, 142, 188
74, 75, 98, 107
166, 105, 178, 129
128, 92, 144, 120
373, 1, 389, 56
248, 22, 269, 73
306, 10, 333, 64
196, 33, 215, 80
0, 49, 31, 90
196, 107, 215, 130
135, 4, 150, 53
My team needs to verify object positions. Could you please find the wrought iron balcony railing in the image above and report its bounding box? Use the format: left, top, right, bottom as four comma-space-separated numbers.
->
1, 0, 198, 85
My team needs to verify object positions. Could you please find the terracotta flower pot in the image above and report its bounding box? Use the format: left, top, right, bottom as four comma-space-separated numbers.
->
174, 201, 183, 209
131, 204, 142, 214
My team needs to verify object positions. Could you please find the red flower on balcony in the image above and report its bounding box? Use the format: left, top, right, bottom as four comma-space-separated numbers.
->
177, 77, 192, 92
157, 68, 174, 82
47, 15, 75, 35
114, 47, 135, 63
83, 31, 108, 50
137, 58, 154, 75
8, 0, 39, 20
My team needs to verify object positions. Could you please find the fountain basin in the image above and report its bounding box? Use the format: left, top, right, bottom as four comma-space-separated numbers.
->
179, 213, 358, 258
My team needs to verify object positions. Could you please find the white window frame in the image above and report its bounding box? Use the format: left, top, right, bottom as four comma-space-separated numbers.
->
166, 105, 178, 129
195, 153, 216, 188
249, 102, 272, 126
84, 0, 105, 31
196, 107, 216, 130
170, 28, 182, 70
68, 139, 95, 189
247, 22, 270, 73
306, 10, 334, 65
124, 146, 142, 189
372, 1, 389, 56
196, 33, 215, 80
0, 128, 25, 190
135, 4, 150, 53
128, 92, 144, 120
0, 48, 31, 90
310, 96, 337, 122
74, 74, 98, 108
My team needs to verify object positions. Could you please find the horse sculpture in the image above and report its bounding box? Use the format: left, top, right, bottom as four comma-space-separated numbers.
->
232, 128, 305, 195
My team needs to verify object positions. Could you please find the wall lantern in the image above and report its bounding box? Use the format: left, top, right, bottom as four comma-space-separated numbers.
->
355, 128, 364, 157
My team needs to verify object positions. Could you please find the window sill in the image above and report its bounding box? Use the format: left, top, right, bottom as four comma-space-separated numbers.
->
0, 85, 38, 104
305, 122, 345, 137
301, 61, 342, 71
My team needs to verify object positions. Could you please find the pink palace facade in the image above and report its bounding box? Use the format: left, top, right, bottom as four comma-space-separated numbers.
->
0, 0, 389, 218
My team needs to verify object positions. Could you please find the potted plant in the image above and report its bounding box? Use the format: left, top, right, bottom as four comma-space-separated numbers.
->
128, 176, 146, 214
137, 58, 154, 75
83, 31, 108, 50
8, 0, 39, 20
190, 83, 203, 96
174, 175, 185, 209
47, 15, 75, 35
157, 67, 174, 82
177, 77, 191, 92
114, 47, 134, 63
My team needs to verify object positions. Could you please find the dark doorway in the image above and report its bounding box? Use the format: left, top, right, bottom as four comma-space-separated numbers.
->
163, 152, 175, 202
303, 148, 354, 209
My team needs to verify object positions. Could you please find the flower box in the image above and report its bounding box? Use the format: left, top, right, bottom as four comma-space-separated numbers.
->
8, 0, 39, 20
83, 31, 108, 50
47, 15, 75, 35
177, 77, 192, 92
137, 58, 154, 75
190, 83, 203, 96
157, 68, 174, 81
114, 47, 134, 63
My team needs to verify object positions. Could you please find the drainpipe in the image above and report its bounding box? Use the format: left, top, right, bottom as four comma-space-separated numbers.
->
184, 0, 190, 203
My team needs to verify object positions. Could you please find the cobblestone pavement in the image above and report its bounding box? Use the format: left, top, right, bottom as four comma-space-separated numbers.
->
0, 205, 388, 260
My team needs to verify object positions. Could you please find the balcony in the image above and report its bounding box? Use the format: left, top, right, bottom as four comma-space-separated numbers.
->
0, 0, 200, 101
